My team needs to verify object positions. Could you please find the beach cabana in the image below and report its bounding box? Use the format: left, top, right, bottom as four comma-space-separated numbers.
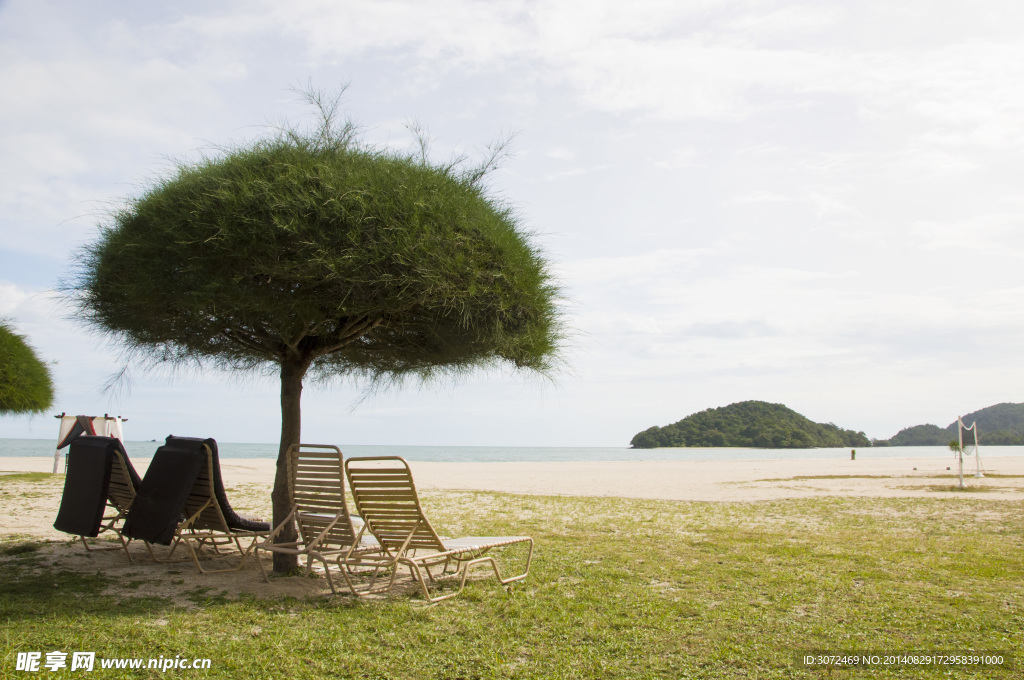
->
53, 414, 125, 474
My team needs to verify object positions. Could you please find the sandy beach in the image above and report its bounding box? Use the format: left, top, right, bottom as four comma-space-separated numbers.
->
6, 452, 1022, 547
4, 452, 1022, 503
3, 453, 1021, 602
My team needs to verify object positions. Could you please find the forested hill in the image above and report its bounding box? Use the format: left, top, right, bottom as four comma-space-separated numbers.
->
886, 402, 1024, 446
630, 401, 870, 449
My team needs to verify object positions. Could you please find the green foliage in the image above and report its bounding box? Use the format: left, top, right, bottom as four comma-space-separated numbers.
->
69, 88, 564, 572
886, 403, 1024, 446
0, 319, 54, 414
889, 424, 950, 446
955, 402, 1024, 434
71, 101, 562, 383
978, 430, 1024, 445
631, 400, 870, 449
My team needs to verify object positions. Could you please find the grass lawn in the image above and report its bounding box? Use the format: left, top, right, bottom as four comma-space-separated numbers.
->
1, 487, 1021, 678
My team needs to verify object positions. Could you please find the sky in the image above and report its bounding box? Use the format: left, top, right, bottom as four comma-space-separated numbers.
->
2, 0, 1023, 447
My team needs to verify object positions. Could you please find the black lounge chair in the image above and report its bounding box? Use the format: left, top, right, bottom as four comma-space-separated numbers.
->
53, 435, 142, 560
123, 435, 269, 573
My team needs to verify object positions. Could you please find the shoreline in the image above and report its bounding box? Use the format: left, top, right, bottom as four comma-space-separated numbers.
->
3, 454, 1021, 503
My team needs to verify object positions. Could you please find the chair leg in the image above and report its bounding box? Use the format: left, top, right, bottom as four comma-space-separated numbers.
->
144, 535, 190, 563
78, 532, 134, 562
491, 538, 534, 585
337, 556, 401, 598
118, 534, 134, 562
452, 539, 535, 586
184, 534, 263, 574
313, 552, 338, 595
404, 559, 468, 604
419, 540, 534, 603
255, 544, 271, 584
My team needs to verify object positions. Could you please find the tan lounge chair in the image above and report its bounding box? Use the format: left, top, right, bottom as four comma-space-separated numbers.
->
342, 456, 534, 602
254, 444, 380, 593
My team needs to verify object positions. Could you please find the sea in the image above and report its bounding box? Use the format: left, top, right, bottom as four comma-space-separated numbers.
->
1, 438, 1018, 463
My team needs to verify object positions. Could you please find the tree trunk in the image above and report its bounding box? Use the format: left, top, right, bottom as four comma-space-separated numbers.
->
271, 359, 308, 572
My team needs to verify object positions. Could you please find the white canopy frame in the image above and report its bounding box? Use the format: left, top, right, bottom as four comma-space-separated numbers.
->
52, 413, 127, 473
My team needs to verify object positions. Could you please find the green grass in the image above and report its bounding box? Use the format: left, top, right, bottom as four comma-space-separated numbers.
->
911, 484, 1003, 493
752, 474, 897, 482
2, 492, 1021, 679
0, 472, 62, 503
0, 472, 58, 484
0, 541, 42, 556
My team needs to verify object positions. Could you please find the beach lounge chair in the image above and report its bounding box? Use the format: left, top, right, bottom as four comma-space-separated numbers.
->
254, 444, 380, 593
123, 436, 270, 573
53, 435, 142, 560
342, 456, 534, 602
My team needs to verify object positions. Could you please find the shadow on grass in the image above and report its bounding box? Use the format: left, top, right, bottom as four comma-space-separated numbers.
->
0, 552, 173, 622
2, 494, 1023, 679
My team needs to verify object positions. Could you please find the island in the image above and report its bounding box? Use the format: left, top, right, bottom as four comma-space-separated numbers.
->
631, 400, 870, 449
885, 402, 1024, 446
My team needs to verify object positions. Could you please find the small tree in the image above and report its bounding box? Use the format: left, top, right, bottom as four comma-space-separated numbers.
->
71, 91, 564, 572
948, 439, 966, 488
0, 319, 55, 414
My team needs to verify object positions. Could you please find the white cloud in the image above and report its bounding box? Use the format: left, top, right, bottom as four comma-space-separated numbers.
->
0, 283, 31, 313
732, 190, 792, 204
727, 4, 844, 36
654, 146, 698, 169
541, 163, 611, 181
4, 0, 1024, 444
546, 146, 575, 160
806, 190, 858, 219
911, 214, 1024, 254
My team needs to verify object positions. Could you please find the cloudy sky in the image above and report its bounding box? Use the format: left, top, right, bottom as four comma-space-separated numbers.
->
2, 0, 1023, 446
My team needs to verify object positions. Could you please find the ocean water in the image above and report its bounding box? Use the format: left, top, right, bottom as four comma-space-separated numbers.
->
1, 438, 1018, 463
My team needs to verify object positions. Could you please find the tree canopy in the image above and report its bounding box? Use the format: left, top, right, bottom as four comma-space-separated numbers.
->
886, 424, 950, 446
631, 400, 870, 449
77, 126, 560, 383
886, 402, 1024, 446
71, 91, 564, 571
0, 320, 55, 414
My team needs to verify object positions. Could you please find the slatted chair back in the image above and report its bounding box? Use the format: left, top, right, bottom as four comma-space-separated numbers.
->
107, 446, 139, 516
344, 456, 445, 553
184, 444, 231, 533
288, 444, 360, 551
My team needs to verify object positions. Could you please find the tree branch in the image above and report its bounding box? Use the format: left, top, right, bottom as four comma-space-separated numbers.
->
221, 329, 278, 357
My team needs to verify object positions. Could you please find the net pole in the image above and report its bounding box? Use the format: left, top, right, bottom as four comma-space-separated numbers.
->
957, 416, 965, 489
973, 422, 984, 478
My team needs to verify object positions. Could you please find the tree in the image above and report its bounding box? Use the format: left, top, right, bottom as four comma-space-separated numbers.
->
0, 319, 55, 414
71, 90, 564, 572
